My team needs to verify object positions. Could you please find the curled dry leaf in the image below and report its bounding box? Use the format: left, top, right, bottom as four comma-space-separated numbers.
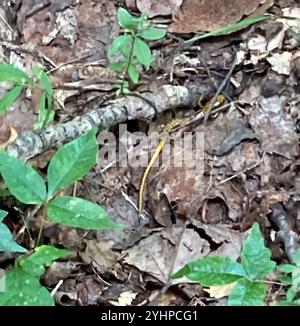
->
137, 0, 183, 18
124, 228, 210, 284
169, 0, 272, 33
205, 282, 237, 299
249, 95, 299, 159
80, 240, 122, 275
109, 290, 138, 306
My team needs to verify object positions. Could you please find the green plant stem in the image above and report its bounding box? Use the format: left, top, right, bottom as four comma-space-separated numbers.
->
19, 211, 34, 246
36, 205, 46, 247
121, 33, 136, 93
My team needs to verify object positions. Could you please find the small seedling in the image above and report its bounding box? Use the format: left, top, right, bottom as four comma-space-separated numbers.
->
0, 129, 120, 306
108, 8, 166, 94
277, 248, 300, 306
172, 223, 276, 306
0, 63, 55, 129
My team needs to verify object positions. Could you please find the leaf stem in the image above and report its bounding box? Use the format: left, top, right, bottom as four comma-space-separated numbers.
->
36, 205, 46, 247
121, 33, 136, 93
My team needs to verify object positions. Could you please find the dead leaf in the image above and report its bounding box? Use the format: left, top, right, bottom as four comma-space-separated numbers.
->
80, 240, 121, 275
124, 227, 210, 283
109, 290, 138, 306
137, 0, 183, 18
249, 95, 299, 159
169, 0, 272, 33
205, 282, 237, 299
267, 52, 292, 75
0, 127, 17, 149
43, 261, 80, 287
191, 221, 247, 260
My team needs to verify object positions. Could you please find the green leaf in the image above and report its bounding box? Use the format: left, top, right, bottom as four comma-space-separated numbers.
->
0, 188, 11, 197
0, 63, 32, 85
128, 64, 139, 84
117, 8, 138, 30
0, 151, 46, 204
139, 28, 166, 40
47, 129, 98, 197
292, 268, 300, 292
0, 245, 69, 306
0, 209, 7, 222
133, 38, 153, 67
0, 85, 24, 115
34, 93, 55, 130
277, 264, 296, 273
108, 61, 127, 72
108, 35, 133, 57
0, 268, 54, 306
18, 245, 70, 277
33, 66, 53, 100
292, 248, 300, 267
277, 300, 300, 306
279, 274, 293, 285
33, 66, 54, 125
0, 209, 26, 253
241, 223, 276, 280
171, 256, 246, 286
228, 279, 267, 306
287, 287, 297, 302
0, 222, 27, 253
186, 15, 271, 44
46, 196, 120, 230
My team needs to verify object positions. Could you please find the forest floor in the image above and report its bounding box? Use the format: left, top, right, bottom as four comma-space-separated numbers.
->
0, 0, 300, 306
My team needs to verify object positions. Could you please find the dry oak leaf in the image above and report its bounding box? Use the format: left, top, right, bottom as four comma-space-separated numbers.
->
169, 0, 271, 33
137, 0, 183, 17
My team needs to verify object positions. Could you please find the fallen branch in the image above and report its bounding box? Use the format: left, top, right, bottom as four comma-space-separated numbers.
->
7, 84, 210, 161
270, 203, 299, 263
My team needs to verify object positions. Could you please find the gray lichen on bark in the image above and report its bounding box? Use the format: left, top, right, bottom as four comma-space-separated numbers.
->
7, 85, 198, 160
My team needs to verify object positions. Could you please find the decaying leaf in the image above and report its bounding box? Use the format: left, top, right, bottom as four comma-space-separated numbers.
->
137, 0, 183, 17
124, 227, 210, 283
109, 290, 138, 306
267, 52, 292, 75
249, 96, 299, 159
169, 0, 273, 33
205, 282, 237, 299
80, 240, 122, 275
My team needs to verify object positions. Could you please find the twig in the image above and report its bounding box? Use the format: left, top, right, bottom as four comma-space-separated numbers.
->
51, 279, 64, 297
203, 50, 237, 125
270, 203, 299, 263
7, 84, 210, 161
0, 13, 13, 32
216, 154, 265, 186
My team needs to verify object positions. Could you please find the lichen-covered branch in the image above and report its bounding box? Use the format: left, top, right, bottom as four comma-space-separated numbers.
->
7, 84, 207, 161
270, 203, 299, 263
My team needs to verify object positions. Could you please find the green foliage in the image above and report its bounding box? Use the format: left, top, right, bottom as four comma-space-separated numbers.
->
185, 15, 271, 44
0, 63, 54, 129
0, 63, 33, 84
0, 129, 118, 230
172, 256, 246, 286
47, 128, 98, 197
46, 196, 120, 229
0, 209, 27, 253
108, 8, 166, 92
172, 223, 276, 306
241, 223, 276, 280
228, 279, 267, 306
33, 66, 55, 129
0, 245, 70, 306
277, 248, 300, 306
0, 151, 47, 204
0, 130, 120, 305
0, 85, 25, 114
